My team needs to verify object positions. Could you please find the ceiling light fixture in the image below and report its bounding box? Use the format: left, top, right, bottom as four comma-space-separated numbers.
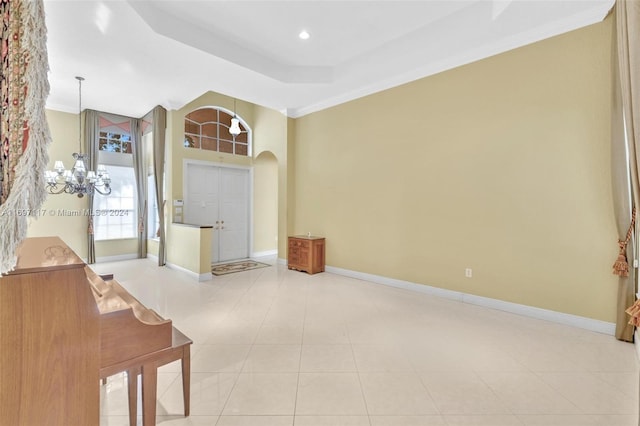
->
229, 98, 241, 138
299, 30, 310, 40
45, 76, 111, 198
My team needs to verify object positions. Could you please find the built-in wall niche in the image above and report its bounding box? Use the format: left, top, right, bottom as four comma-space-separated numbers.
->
184, 107, 250, 156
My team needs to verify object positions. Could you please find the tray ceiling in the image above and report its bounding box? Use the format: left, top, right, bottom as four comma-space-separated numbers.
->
44, 0, 614, 118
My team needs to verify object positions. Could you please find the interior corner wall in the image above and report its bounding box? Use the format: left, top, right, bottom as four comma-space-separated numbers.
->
286, 116, 296, 258
253, 152, 278, 253
293, 17, 619, 322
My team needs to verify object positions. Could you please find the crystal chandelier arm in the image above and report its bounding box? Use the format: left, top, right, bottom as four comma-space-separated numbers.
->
46, 183, 68, 195
93, 185, 112, 196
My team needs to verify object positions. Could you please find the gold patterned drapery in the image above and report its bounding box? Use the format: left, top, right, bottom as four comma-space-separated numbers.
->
0, 0, 51, 275
0, 0, 28, 204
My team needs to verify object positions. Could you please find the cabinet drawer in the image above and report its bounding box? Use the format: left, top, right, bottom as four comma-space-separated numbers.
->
289, 239, 310, 249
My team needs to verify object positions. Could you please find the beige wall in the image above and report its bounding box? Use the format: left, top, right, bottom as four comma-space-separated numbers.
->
147, 238, 159, 258
293, 18, 618, 322
166, 224, 212, 274
27, 110, 89, 257
253, 152, 278, 253
96, 239, 137, 258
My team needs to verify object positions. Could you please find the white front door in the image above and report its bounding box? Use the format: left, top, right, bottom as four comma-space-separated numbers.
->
219, 168, 250, 261
185, 164, 220, 227
185, 163, 250, 263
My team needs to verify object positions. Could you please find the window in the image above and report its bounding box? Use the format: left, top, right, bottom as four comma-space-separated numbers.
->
99, 131, 132, 153
184, 107, 250, 156
93, 114, 137, 240
93, 165, 136, 240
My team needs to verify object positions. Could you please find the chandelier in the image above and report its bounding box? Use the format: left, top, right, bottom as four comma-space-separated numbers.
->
45, 76, 111, 198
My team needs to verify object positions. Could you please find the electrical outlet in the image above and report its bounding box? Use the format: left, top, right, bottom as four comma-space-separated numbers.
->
465, 268, 473, 278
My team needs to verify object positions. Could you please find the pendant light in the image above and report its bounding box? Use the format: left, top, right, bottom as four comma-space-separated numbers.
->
229, 98, 241, 138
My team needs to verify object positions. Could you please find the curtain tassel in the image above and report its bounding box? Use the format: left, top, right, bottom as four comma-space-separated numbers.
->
613, 242, 630, 277
625, 300, 640, 326
613, 206, 636, 277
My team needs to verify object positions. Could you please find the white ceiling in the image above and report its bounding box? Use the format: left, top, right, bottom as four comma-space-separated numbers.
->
43, 0, 614, 119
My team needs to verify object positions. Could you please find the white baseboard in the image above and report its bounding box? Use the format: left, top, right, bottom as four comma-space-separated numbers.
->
278, 257, 287, 266
252, 249, 278, 258
95, 253, 138, 263
165, 262, 211, 282
324, 265, 616, 336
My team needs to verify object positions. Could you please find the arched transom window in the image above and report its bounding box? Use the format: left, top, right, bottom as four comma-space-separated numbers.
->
184, 107, 250, 156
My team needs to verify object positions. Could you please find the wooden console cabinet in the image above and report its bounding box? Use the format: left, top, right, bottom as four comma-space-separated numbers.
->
0, 237, 100, 425
288, 236, 325, 274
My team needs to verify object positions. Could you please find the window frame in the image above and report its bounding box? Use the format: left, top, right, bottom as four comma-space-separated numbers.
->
183, 106, 251, 157
93, 126, 138, 241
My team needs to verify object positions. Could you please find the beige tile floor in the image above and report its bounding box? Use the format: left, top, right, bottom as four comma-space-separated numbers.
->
95, 258, 639, 426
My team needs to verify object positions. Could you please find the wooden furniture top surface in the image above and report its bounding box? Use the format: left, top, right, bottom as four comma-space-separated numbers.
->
290, 235, 325, 241
86, 267, 168, 325
6, 236, 85, 275
87, 267, 173, 368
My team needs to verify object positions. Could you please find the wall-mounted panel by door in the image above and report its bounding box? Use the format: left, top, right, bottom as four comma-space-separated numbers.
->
185, 163, 250, 263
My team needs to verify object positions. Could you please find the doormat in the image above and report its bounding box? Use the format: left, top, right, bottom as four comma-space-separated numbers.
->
212, 260, 270, 276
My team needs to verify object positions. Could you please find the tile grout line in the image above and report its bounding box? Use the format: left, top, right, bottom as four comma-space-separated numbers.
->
213, 267, 277, 425
292, 273, 311, 424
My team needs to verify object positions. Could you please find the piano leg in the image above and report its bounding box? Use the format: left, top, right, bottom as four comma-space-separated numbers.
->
126, 368, 139, 426
141, 362, 158, 426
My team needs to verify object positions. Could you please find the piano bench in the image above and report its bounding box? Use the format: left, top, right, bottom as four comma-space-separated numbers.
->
100, 326, 192, 426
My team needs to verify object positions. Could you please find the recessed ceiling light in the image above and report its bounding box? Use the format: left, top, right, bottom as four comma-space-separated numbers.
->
299, 30, 310, 40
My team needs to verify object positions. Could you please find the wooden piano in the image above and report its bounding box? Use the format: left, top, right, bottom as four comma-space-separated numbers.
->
0, 237, 191, 426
